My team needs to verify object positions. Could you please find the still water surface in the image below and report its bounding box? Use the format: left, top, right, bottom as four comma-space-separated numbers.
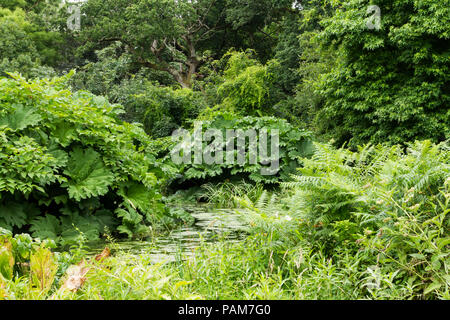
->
85, 206, 248, 263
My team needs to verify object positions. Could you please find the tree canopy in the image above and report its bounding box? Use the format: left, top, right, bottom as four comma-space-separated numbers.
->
314, 0, 449, 146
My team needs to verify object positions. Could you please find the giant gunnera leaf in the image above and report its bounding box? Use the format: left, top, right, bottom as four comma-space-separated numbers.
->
0, 203, 32, 230
0, 104, 42, 131
29, 215, 61, 241
59, 213, 101, 244
62, 147, 114, 201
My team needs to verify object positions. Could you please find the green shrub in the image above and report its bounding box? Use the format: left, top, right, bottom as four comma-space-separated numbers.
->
166, 112, 315, 185
200, 50, 286, 118
217, 50, 274, 115
0, 6, 63, 79
0, 73, 170, 243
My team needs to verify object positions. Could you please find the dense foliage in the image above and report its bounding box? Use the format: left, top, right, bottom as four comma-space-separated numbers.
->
314, 0, 450, 146
0, 74, 171, 243
168, 113, 315, 185
0, 0, 448, 301
236, 140, 449, 299
1, 138, 448, 299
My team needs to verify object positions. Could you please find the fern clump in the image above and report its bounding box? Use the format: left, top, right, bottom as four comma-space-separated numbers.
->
234, 141, 449, 299
0, 73, 170, 243
279, 141, 449, 298
284, 141, 449, 248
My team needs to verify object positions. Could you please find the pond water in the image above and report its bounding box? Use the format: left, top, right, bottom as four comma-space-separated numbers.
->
84, 206, 249, 263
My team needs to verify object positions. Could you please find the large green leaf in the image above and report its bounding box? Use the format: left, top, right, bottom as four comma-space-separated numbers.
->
29, 215, 61, 241
116, 205, 143, 226
62, 147, 114, 201
94, 209, 118, 231
52, 123, 79, 147
0, 104, 42, 131
0, 203, 28, 229
60, 213, 101, 244
0, 235, 14, 280
118, 182, 153, 213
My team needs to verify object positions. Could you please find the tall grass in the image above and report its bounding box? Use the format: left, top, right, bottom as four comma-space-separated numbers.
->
201, 181, 266, 208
